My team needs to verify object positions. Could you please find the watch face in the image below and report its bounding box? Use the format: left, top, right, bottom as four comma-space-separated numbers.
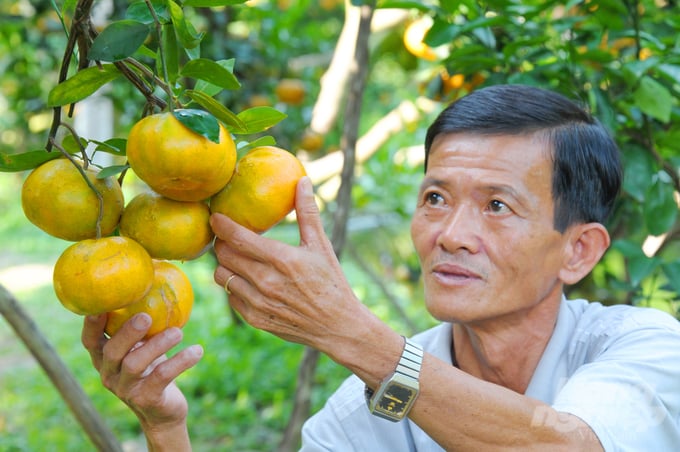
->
375, 383, 416, 417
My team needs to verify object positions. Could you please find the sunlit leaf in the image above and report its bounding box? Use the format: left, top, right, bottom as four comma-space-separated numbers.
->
633, 76, 671, 123
96, 165, 129, 179
180, 58, 240, 90
0, 150, 63, 172
237, 107, 287, 134
88, 20, 150, 62
47, 64, 121, 107
173, 109, 220, 143
186, 89, 247, 133
92, 138, 126, 157
167, 0, 203, 49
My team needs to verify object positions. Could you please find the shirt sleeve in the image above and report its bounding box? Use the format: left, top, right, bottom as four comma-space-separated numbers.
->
300, 375, 419, 452
550, 308, 680, 451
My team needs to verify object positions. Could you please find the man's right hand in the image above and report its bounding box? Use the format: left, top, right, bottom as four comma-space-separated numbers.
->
81, 312, 203, 451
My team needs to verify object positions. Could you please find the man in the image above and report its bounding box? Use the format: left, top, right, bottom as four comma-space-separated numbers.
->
82, 85, 680, 451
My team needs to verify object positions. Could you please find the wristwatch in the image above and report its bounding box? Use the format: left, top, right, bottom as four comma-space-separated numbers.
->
365, 337, 423, 422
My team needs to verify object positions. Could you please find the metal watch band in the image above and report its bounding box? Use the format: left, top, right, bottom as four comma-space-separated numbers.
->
396, 338, 423, 379
365, 337, 423, 421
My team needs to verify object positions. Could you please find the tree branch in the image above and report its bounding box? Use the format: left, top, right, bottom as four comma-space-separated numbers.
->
0, 284, 122, 451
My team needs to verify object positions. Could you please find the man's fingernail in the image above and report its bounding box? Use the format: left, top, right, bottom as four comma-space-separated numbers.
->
189, 344, 204, 358
132, 313, 151, 331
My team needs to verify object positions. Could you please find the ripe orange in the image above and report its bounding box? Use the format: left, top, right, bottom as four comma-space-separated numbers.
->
21, 158, 124, 241
105, 260, 194, 340
299, 129, 324, 153
53, 236, 154, 315
119, 191, 214, 261
275, 79, 306, 105
126, 111, 237, 202
210, 146, 307, 233
247, 94, 271, 108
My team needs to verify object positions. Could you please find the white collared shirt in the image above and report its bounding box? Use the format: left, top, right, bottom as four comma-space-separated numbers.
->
301, 297, 680, 451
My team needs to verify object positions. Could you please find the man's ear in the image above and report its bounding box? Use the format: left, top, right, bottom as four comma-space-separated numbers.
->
559, 223, 611, 285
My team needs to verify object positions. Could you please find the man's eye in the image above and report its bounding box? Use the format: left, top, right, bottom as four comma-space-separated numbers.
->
425, 192, 444, 205
488, 199, 510, 213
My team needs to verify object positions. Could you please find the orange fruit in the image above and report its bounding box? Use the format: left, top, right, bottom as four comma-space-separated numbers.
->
119, 191, 214, 261
299, 129, 324, 153
247, 94, 271, 108
105, 260, 194, 340
275, 79, 306, 105
210, 146, 307, 233
21, 158, 124, 241
126, 111, 237, 202
53, 236, 154, 315
403, 18, 437, 61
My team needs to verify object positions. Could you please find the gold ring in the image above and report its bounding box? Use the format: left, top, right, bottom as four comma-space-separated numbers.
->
224, 274, 237, 295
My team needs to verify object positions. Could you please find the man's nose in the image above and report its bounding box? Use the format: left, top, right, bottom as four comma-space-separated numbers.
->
435, 204, 481, 254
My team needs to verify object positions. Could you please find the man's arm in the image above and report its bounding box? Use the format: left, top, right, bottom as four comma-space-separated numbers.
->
81, 313, 203, 451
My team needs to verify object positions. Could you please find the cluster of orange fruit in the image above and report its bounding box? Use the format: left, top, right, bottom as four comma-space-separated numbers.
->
21, 110, 306, 339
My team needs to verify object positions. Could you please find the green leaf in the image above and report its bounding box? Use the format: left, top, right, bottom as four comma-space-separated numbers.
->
644, 175, 678, 235
621, 144, 655, 202
180, 58, 240, 90
627, 254, 661, 288
96, 165, 129, 179
237, 107, 287, 134
183, 0, 247, 6
657, 63, 680, 84
126, 0, 170, 24
61, 134, 88, 155
193, 59, 236, 96
661, 262, 680, 294
186, 89, 248, 133
162, 23, 180, 85
173, 109, 220, 143
237, 135, 277, 154
88, 20, 150, 62
47, 64, 121, 107
0, 150, 63, 172
376, 1, 432, 11
167, 0, 203, 49
92, 138, 126, 157
633, 76, 672, 123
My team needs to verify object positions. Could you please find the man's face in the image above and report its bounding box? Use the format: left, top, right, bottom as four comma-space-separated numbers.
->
411, 132, 570, 325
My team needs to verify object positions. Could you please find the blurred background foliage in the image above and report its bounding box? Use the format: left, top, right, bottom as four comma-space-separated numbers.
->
1, 0, 679, 449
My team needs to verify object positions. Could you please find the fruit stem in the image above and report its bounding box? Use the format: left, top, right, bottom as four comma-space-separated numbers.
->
144, 0, 176, 112
49, 137, 105, 239
58, 121, 90, 169
123, 58, 175, 104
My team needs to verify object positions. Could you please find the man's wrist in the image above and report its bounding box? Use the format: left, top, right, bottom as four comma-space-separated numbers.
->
142, 419, 192, 452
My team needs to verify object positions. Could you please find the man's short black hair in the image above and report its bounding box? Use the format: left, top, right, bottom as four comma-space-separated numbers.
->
424, 84, 623, 232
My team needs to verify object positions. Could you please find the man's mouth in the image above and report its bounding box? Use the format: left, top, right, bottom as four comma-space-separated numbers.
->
431, 263, 482, 284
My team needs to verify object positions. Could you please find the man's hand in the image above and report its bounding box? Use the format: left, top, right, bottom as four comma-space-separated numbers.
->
211, 176, 403, 382
81, 313, 203, 451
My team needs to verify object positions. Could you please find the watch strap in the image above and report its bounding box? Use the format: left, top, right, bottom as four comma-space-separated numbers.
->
365, 336, 423, 421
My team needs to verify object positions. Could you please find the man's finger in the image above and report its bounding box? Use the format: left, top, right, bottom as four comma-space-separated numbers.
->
145, 344, 204, 391
295, 176, 326, 248
82, 314, 108, 370
100, 313, 152, 376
